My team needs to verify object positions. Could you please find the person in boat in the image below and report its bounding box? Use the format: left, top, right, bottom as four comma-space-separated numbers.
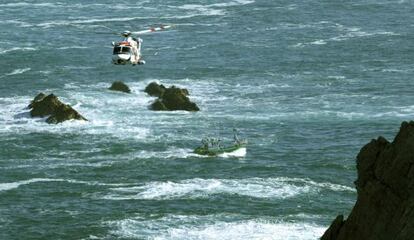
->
233, 129, 241, 144
201, 138, 209, 149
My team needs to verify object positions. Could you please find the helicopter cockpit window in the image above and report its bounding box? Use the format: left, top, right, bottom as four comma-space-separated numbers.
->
113, 46, 122, 54
121, 47, 132, 54
113, 46, 132, 55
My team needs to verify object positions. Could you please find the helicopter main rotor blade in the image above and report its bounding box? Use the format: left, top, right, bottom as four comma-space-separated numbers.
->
130, 25, 173, 35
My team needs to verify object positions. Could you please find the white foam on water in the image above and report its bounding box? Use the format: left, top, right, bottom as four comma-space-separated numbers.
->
172, 0, 255, 19
102, 177, 354, 201
178, 0, 254, 10
5, 68, 31, 76
33, 16, 151, 28
0, 178, 58, 192
57, 46, 88, 50
310, 40, 327, 45
108, 214, 325, 240
218, 147, 246, 158
135, 147, 200, 159
0, 90, 151, 140
330, 30, 398, 42
0, 160, 116, 170
294, 27, 398, 48
0, 47, 36, 55
209, 0, 255, 7
173, 6, 225, 19
0, 2, 59, 8
0, 178, 130, 192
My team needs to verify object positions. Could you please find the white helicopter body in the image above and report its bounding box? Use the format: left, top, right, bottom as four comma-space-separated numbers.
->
112, 38, 144, 65
111, 25, 172, 66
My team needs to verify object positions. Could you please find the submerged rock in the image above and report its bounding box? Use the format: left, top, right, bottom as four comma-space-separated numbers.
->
29, 93, 87, 124
321, 121, 414, 240
109, 81, 131, 93
145, 82, 199, 111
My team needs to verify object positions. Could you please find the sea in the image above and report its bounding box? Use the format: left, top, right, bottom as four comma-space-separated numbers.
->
0, 0, 413, 239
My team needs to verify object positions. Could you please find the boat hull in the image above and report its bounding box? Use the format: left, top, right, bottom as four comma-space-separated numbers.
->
194, 144, 247, 157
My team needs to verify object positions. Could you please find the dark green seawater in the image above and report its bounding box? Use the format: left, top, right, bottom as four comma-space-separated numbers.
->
1, 0, 413, 239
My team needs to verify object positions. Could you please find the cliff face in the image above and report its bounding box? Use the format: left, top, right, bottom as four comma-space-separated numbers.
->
322, 121, 414, 240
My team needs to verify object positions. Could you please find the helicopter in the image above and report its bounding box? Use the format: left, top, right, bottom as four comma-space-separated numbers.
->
111, 25, 172, 66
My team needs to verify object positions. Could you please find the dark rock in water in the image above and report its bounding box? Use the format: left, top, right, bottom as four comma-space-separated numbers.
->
145, 82, 199, 111
144, 82, 166, 97
161, 86, 199, 111
28, 92, 46, 108
46, 104, 87, 124
29, 93, 87, 124
109, 81, 131, 93
150, 99, 168, 111
321, 121, 414, 240
30, 94, 63, 117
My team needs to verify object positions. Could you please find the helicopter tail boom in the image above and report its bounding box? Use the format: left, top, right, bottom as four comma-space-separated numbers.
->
131, 25, 173, 35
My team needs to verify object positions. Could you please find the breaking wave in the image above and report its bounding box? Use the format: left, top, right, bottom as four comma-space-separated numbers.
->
108, 214, 325, 240
5, 68, 31, 76
102, 177, 354, 200
0, 47, 36, 55
0, 178, 129, 192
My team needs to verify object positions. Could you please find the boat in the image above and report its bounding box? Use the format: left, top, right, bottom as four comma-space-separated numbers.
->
194, 130, 247, 157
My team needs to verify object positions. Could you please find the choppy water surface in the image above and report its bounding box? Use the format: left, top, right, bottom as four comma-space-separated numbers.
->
1, 0, 413, 239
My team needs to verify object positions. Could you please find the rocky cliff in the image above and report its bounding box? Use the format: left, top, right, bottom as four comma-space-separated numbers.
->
321, 121, 414, 240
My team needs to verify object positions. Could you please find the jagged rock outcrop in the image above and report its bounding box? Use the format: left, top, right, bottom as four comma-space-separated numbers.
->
109, 81, 131, 93
321, 121, 414, 240
28, 93, 46, 108
144, 82, 166, 97
145, 82, 199, 111
29, 93, 87, 124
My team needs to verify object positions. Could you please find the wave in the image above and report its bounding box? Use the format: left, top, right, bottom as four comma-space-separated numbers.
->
0, 2, 58, 8
0, 91, 151, 140
5, 68, 31, 76
0, 47, 36, 55
107, 214, 325, 240
171, 0, 255, 19
0, 178, 129, 192
56, 46, 88, 50
134, 147, 201, 159
294, 28, 398, 48
102, 177, 354, 200
33, 16, 152, 28
178, 0, 254, 9
0, 178, 58, 192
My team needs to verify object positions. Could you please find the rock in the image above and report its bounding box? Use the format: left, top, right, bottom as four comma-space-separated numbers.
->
322, 215, 345, 240
321, 121, 414, 240
150, 99, 168, 111
28, 92, 46, 108
46, 104, 87, 124
28, 93, 87, 124
29, 94, 63, 117
161, 87, 199, 111
144, 82, 166, 97
109, 81, 131, 93
145, 83, 199, 111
